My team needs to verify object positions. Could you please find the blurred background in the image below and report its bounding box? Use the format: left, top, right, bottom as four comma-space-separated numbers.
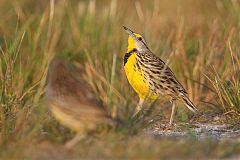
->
0, 0, 239, 159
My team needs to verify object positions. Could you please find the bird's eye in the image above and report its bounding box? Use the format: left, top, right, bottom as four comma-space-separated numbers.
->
138, 37, 142, 41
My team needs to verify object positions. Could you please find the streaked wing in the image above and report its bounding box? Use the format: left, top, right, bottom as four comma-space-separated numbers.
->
137, 52, 187, 95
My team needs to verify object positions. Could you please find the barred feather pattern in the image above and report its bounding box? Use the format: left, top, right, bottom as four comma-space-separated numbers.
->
133, 51, 197, 112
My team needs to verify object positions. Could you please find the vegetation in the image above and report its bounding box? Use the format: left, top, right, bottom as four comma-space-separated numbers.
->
0, 0, 239, 159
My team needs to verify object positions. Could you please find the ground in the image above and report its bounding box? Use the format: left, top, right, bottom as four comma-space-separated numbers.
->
0, 0, 240, 159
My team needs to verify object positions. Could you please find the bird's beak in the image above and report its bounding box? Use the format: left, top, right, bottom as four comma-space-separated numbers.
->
123, 26, 138, 41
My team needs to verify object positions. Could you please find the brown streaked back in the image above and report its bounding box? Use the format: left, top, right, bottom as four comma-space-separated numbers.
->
46, 59, 115, 131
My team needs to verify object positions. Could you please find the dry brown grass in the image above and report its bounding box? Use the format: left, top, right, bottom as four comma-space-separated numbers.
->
0, 0, 239, 159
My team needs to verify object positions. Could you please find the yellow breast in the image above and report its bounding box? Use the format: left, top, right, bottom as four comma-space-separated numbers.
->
124, 53, 158, 100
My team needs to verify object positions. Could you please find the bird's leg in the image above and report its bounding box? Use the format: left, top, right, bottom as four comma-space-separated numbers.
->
65, 133, 86, 149
169, 100, 176, 126
132, 98, 144, 117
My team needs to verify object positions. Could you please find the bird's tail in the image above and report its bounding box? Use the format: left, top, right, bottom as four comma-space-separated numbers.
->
180, 94, 198, 113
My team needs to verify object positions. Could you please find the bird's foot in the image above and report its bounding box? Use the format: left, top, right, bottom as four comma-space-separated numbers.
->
65, 134, 85, 149
131, 110, 140, 118
162, 122, 176, 131
131, 106, 142, 118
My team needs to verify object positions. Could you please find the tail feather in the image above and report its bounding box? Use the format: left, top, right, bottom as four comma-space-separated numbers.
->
181, 94, 198, 113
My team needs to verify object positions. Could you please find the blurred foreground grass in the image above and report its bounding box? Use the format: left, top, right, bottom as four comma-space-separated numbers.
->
0, 0, 240, 159
2, 134, 240, 159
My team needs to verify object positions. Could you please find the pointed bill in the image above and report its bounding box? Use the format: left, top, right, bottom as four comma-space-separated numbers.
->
123, 26, 139, 41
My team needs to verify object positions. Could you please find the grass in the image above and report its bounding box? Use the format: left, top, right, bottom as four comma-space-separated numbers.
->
206, 43, 240, 116
0, 0, 240, 159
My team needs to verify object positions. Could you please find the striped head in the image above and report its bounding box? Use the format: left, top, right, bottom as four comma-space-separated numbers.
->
123, 26, 150, 53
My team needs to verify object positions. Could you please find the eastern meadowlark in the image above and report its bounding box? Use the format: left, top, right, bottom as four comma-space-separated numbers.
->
123, 26, 197, 125
46, 59, 116, 148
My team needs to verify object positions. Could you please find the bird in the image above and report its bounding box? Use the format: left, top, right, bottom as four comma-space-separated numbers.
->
123, 26, 197, 125
46, 59, 116, 148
